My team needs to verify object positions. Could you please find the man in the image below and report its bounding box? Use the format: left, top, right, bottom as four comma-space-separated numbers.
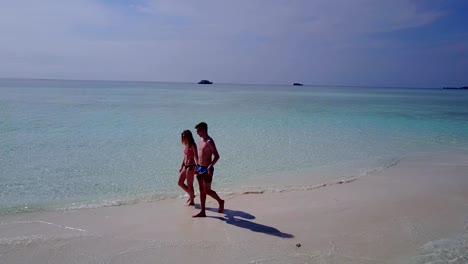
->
193, 122, 224, 217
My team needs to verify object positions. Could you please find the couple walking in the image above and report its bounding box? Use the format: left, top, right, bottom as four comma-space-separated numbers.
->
179, 122, 224, 217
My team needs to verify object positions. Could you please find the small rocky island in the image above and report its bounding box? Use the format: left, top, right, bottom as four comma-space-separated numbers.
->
198, 80, 213, 84
293, 83, 303, 86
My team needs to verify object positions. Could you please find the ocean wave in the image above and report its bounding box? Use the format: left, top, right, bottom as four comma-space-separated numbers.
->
231, 157, 402, 195
402, 213, 468, 264
405, 234, 468, 264
0, 233, 95, 246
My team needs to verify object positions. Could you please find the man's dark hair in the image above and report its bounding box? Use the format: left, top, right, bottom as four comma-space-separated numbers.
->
195, 122, 208, 131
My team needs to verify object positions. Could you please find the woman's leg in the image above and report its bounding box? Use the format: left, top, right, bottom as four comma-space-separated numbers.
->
178, 168, 189, 196
185, 167, 196, 205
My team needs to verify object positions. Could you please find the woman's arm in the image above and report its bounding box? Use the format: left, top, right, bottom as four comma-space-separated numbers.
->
192, 144, 199, 166
179, 156, 184, 172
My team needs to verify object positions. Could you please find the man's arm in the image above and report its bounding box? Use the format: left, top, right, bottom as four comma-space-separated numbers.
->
208, 139, 219, 168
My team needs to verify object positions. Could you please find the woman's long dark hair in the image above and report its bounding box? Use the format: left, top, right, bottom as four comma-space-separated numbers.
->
181, 130, 195, 147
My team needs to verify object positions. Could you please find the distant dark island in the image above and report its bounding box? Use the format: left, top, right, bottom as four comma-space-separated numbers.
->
443, 86, 468, 89
198, 80, 213, 84
293, 83, 303, 86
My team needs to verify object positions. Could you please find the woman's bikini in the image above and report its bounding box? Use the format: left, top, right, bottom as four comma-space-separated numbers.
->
183, 148, 196, 169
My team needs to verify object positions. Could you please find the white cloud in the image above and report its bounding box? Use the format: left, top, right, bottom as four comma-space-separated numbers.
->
136, 0, 443, 39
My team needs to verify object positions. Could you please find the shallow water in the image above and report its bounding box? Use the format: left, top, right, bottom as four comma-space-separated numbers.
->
1, 79, 468, 214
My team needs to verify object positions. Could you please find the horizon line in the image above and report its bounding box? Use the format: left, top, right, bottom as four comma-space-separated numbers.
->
0, 77, 441, 89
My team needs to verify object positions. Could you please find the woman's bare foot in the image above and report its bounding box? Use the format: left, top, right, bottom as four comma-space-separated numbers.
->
186, 195, 196, 204
192, 211, 206, 217
218, 200, 224, 213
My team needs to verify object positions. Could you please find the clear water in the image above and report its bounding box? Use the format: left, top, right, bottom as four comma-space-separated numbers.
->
1, 79, 468, 214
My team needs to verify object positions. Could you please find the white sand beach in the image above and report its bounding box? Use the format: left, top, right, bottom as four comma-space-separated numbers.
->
1, 151, 467, 264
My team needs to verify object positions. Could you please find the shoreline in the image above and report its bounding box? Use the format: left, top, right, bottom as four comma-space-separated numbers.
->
1, 151, 467, 263
1, 148, 460, 216
0, 153, 408, 216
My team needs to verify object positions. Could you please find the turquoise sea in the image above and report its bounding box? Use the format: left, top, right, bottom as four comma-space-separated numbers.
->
1, 79, 468, 214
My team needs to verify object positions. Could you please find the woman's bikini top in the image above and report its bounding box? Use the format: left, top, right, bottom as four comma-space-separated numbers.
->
184, 148, 194, 156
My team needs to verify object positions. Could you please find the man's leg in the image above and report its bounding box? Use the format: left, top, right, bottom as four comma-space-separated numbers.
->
193, 176, 207, 217
204, 182, 224, 213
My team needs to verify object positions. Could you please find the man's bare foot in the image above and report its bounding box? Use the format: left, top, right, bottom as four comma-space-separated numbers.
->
188, 202, 195, 206
218, 200, 224, 213
193, 211, 206, 217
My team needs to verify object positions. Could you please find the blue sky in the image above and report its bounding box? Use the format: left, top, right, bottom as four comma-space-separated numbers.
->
0, 0, 467, 87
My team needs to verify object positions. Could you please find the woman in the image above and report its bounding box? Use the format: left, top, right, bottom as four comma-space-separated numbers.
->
178, 130, 198, 205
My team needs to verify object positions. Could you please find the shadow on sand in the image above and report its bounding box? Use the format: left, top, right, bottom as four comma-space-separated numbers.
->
205, 207, 294, 238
